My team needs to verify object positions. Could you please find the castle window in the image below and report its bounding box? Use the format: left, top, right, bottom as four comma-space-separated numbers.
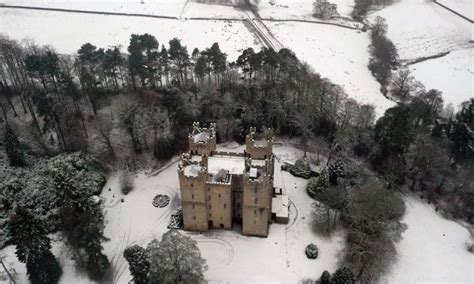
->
192, 194, 194, 199
218, 194, 221, 198
192, 204, 195, 209
208, 196, 211, 201
209, 205, 212, 209
254, 209, 257, 215
191, 183, 194, 187
209, 213, 212, 217
254, 219, 256, 224
254, 198, 257, 204
224, 204, 227, 209
193, 216, 196, 220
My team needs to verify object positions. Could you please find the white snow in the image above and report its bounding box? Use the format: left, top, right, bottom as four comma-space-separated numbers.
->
384, 196, 474, 283
272, 194, 289, 218
207, 155, 246, 174
257, 0, 355, 19
0, 8, 260, 62
183, 164, 203, 177
409, 48, 473, 109
437, 0, 473, 21
369, 0, 473, 109
267, 21, 395, 117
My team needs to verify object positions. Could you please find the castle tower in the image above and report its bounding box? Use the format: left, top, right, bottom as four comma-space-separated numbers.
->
241, 165, 273, 237
189, 122, 217, 156
178, 154, 209, 232
245, 127, 273, 160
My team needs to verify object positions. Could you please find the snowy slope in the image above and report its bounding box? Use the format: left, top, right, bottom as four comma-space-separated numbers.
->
385, 196, 474, 283
267, 21, 395, 117
0, 8, 260, 62
409, 48, 473, 109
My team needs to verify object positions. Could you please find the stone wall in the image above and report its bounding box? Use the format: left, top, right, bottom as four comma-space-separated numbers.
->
241, 173, 272, 237
178, 167, 209, 232
207, 180, 233, 229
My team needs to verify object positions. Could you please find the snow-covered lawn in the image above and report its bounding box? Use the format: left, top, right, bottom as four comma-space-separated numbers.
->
0, 8, 260, 62
267, 21, 395, 117
384, 196, 474, 283
409, 48, 473, 109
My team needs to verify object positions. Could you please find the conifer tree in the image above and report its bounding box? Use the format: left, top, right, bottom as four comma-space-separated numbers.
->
7, 206, 62, 284
124, 245, 150, 284
4, 124, 25, 167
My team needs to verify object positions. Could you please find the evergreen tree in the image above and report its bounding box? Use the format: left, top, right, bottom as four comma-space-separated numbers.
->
330, 267, 355, 284
7, 206, 62, 284
4, 124, 26, 167
124, 245, 150, 284
320, 270, 331, 284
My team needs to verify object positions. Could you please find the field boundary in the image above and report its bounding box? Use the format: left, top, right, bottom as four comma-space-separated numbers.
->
433, 1, 473, 23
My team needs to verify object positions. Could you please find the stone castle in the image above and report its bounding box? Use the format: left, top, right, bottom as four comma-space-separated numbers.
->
177, 122, 288, 237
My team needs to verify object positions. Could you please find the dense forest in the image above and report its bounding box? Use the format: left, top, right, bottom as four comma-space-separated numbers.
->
0, 14, 472, 283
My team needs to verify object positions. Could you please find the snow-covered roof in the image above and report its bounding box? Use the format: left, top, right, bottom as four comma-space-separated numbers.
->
254, 139, 268, 147
183, 164, 202, 177
272, 195, 289, 218
193, 132, 209, 143
191, 155, 202, 163
207, 155, 245, 175
249, 167, 258, 178
251, 159, 266, 167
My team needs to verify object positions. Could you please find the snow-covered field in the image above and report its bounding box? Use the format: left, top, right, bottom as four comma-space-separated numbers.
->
409, 48, 473, 109
257, 0, 355, 19
267, 21, 395, 117
384, 196, 474, 283
0, 8, 259, 62
437, 0, 473, 21
370, 0, 473, 109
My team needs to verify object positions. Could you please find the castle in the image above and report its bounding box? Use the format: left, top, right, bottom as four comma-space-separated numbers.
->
177, 122, 288, 237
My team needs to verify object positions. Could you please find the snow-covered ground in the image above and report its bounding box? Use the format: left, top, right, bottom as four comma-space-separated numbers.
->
437, 0, 473, 21
369, 0, 472, 61
267, 21, 395, 117
409, 48, 473, 109
369, 0, 473, 109
257, 0, 355, 19
384, 196, 474, 283
0, 8, 259, 62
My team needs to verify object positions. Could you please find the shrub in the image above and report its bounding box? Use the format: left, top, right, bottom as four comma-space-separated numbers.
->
305, 243, 319, 259
306, 168, 329, 198
290, 159, 312, 179
331, 267, 355, 284
320, 270, 331, 284
120, 170, 134, 195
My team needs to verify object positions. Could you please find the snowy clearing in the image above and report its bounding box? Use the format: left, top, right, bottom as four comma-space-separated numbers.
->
267, 21, 395, 117
409, 48, 473, 109
0, 8, 260, 62
384, 196, 474, 283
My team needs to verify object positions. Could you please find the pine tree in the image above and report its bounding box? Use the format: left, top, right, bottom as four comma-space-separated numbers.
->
4, 124, 25, 167
330, 267, 355, 284
7, 206, 62, 284
124, 245, 150, 284
328, 159, 345, 185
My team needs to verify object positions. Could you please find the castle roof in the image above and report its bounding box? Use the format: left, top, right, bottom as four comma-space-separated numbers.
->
208, 155, 246, 175
193, 132, 209, 143
272, 195, 289, 218
183, 164, 203, 177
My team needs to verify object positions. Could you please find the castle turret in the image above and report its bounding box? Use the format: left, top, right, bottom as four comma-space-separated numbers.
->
245, 127, 273, 160
189, 122, 216, 156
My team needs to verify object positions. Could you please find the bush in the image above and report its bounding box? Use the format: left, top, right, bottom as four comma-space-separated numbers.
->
120, 170, 134, 195
320, 270, 331, 284
306, 168, 329, 198
331, 267, 355, 284
290, 159, 312, 179
305, 243, 319, 259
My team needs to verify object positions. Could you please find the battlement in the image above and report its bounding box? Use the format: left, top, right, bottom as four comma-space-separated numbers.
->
189, 122, 216, 156
245, 127, 274, 160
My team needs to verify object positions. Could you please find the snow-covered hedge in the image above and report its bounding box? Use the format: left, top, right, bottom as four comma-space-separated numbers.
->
289, 159, 312, 179
305, 243, 319, 259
